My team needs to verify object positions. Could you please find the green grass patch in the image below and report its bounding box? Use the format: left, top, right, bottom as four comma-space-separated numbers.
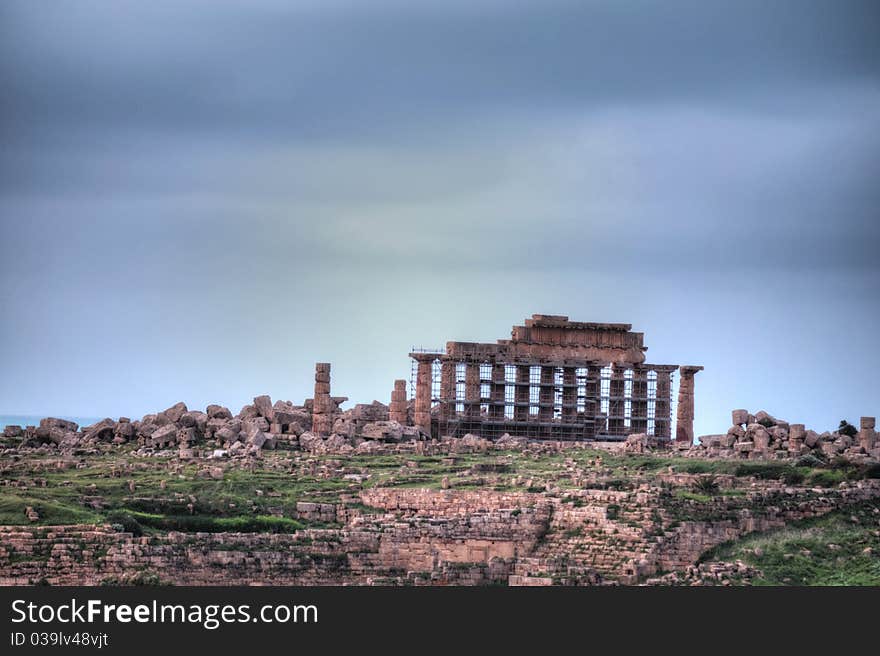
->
674, 490, 713, 503
701, 500, 880, 585
124, 510, 306, 533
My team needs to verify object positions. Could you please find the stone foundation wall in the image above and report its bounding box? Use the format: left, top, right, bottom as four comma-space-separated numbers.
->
2, 481, 878, 586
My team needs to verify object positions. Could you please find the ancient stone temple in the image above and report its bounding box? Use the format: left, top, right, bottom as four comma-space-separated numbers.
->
409, 314, 700, 442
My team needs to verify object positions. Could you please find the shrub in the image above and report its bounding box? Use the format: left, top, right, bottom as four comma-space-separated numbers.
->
782, 470, 805, 485
734, 462, 794, 480
795, 454, 825, 468
105, 512, 143, 537
807, 470, 846, 487
861, 463, 880, 479
692, 476, 719, 495
606, 504, 620, 520
838, 420, 858, 437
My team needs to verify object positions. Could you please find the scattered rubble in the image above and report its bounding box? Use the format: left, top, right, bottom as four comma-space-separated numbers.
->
692, 410, 879, 463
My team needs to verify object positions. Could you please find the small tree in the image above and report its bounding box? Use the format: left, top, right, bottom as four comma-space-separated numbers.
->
838, 420, 858, 437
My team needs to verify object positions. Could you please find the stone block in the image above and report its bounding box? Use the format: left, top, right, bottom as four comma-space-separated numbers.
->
731, 409, 749, 426
253, 395, 274, 421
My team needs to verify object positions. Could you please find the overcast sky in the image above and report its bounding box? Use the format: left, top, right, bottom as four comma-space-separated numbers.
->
1, 0, 878, 437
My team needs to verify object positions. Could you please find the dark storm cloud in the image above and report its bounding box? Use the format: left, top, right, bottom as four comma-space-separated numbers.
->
2, 0, 879, 142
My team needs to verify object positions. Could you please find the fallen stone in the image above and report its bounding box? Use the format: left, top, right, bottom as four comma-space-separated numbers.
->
731, 409, 749, 426
253, 395, 274, 422
206, 404, 233, 420
150, 424, 178, 447
83, 418, 116, 442
3, 425, 23, 438
163, 402, 188, 423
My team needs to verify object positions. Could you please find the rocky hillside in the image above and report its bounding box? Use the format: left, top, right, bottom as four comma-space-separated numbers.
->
2, 439, 879, 585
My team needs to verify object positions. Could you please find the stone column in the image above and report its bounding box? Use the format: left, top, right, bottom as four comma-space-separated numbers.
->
675, 365, 703, 444
312, 362, 334, 435
440, 360, 456, 419
489, 363, 505, 420
390, 379, 408, 424
607, 364, 626, 435
654, 367, 674, 440
465, 363, 481, 418
514, 365, 530, 422
561, 367, 577, 422
585, 364, 601, 437
789, 423, 806, 454
413, 356, 434, 435
859, 416, 876, 452
538, 366, 554, 421
630, 366, 648, 433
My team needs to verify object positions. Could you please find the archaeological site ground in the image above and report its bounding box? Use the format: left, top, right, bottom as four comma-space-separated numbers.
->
2, 315, 878, 587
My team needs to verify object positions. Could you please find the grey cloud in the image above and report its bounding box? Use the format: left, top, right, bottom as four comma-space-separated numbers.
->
2, 0, 879, 143
0, 1, 878, 430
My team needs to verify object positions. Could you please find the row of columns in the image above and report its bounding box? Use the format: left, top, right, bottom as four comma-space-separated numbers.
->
410, 358, 695, 440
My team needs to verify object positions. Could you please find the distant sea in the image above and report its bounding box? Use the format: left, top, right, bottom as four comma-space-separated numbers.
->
0, 415, 104, 430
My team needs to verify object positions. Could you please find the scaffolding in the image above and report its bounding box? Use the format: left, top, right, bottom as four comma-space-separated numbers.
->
411, 347, 679, 442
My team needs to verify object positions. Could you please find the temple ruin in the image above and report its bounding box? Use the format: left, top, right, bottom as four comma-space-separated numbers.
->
409, 314, 701, 442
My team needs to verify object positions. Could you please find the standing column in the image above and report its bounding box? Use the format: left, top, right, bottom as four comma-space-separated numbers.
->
440, 360, 457, 420
675, 366, 704, 444
561, 367, 577, 423
859, 417, 876, 452
608, 364, 626, 435
538, 366, 554, 421
653, 367, 674, 440
630, 366, 648, 433
465, 363, 481, 418
489, 363, 505, 420
414, 356, 434, 435
312, 362, 334, 435
514, 365, 530, 422
390, 379, 408, 424
585, 363, 601, 437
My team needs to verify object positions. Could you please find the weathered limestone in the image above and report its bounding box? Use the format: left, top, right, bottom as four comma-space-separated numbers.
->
4, 477, 878, 587
253, 395, 274, 422
439, 360, 456, 420
561, 367, 577, 422
607, 364, 626, 433
675, 366, 703, 444
789, 423, 805, 453
489, 364, 506, 420
413, 355, 434, 435
654, 367, 674, 439
860, 416, 876, 452
389, 379, 408, 424
538, 366, 554, 421
413, 315, 689, 442
465, 363, 481, 419
514, 365, 530, 422
732, 409, 749, 426
629, 367, 648, 433
692, 409, 880, 462
312, 363, 334, 435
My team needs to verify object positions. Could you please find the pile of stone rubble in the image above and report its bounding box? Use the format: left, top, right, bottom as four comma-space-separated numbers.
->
0, 394, 425, 458
692, 410, 878, 462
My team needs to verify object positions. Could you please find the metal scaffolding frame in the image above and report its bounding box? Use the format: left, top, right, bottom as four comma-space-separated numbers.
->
411, 347, 678, 441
